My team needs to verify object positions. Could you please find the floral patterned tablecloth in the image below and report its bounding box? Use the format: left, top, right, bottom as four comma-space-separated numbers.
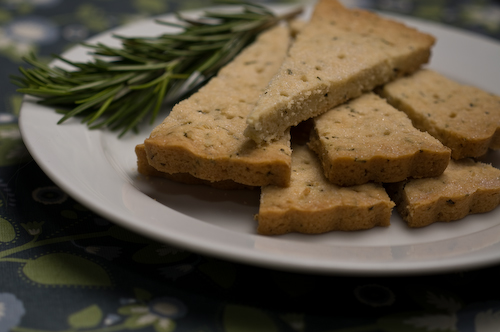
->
2, 0, 500, 331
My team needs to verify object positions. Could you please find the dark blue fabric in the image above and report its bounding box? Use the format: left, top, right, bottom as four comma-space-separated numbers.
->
2, 0, 500, 331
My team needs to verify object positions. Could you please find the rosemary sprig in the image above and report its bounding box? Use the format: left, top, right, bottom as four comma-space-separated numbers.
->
11, 0, 302, 137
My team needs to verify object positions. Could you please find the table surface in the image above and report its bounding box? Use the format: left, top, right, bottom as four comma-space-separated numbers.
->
2, 0, 500, 331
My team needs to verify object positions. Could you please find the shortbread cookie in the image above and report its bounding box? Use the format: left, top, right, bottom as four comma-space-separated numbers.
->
257, 144, 394, 235
379, 69, 500, 159
386, 159, 500, 227
143, 26, 292, 187
244, 0, 435, 143
308, 93, 451, 186
135, 144, 253, 190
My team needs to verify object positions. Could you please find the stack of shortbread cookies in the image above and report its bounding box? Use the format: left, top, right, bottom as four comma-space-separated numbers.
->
136, 0, 500, 235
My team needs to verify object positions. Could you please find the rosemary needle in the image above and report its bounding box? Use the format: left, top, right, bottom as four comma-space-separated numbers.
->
11, 0, 302, 137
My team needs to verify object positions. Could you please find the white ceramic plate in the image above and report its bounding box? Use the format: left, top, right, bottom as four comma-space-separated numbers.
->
19, 4, 500, 275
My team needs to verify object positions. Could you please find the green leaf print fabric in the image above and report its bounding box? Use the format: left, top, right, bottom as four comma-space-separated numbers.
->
2, 0, 500, 331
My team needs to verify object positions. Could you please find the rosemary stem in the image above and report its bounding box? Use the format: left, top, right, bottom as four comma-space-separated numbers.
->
12, 0, 303, 137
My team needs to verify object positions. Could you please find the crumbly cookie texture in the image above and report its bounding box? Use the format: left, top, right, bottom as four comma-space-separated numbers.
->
142, 26, 292, 187
379, 69, 500, 159
308, 93, 451, 186
257, 144, 394, 235
135, 144, 254, 190
244, 0, 435, 143
386, 159, 500, 228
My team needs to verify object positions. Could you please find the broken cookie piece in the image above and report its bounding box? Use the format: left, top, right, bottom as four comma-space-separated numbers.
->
245, 0, 435, 143
386, 159, 500, 227
308, 93, 450, 186
142, 26, 292, 187
379, 69, 500, 159
257, 144, 394, 235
